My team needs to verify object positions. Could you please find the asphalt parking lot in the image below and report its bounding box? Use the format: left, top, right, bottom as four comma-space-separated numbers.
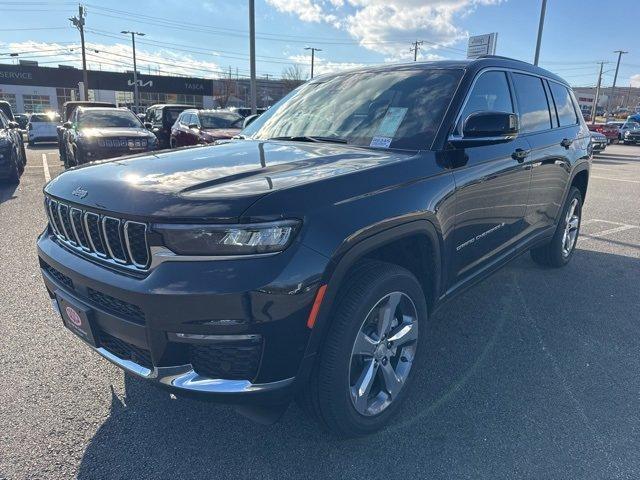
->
1, 143, 639, 480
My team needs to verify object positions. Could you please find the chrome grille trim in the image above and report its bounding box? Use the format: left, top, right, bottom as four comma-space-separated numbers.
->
44, 197, 150, 272
101, 216, 128, 264
70, 207, 91, 251
123, 221, 150, 269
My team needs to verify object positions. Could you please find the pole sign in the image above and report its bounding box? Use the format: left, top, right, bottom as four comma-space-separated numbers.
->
467, 33, 498, 59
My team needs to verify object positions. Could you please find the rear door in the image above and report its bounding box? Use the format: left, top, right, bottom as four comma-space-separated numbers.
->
514, 74, 577, 235
448, 70, 533, 285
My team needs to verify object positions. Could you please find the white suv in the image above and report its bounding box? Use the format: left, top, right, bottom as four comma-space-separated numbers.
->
28, 112, 61, 145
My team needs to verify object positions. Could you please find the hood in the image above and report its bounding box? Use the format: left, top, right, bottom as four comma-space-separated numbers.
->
79, 127, 154, 138
201, 128, 241, 139
44, 140, 414, 222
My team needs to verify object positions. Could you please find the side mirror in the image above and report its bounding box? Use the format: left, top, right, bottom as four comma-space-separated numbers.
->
243, 114, 259, 129
450, 111, 518, 146
63, 121, 72, 129
8, 121, 19, 129
144, 122, 153, 130
188, 123, 200, 130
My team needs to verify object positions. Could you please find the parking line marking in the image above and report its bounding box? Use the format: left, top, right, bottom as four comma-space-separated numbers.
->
585, 219, 640, 228
584, 225, 637, 238
592, 175, 640, 184
42, 153, 51, 182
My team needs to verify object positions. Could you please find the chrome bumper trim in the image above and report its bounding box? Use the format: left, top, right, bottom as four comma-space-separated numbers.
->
93, 343, 293, 394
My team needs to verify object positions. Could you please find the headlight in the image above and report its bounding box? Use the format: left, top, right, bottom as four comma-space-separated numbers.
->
155, 220, 300, 255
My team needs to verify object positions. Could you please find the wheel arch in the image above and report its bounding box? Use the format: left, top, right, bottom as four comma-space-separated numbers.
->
304, 219, 443, 358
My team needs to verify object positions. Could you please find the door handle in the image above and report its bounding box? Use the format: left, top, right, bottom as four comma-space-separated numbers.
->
511, 148, 530, 162
560, 138, 573, 148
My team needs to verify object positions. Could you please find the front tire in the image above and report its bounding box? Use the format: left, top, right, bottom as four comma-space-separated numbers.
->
530, 187, 582, 267
301, 260, 427, 437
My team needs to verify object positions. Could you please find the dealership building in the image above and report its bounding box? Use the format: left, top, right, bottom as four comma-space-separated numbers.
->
0, 63, 285, 114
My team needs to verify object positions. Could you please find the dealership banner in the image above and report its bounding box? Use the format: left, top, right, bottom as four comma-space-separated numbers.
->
0, 64, 212, 95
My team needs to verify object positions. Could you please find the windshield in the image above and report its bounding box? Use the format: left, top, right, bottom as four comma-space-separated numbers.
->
242, 68, 462, 150
200, 112, 243, 129
78, 110, 142, 128
164, 108, 187, 123
624, 122, 640, 129
30, 113, 60, 123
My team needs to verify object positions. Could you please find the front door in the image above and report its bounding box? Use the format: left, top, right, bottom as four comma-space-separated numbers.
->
447, 70, 533, 286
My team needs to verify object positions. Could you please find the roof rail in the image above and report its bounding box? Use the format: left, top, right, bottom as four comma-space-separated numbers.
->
476, 55, 532, 64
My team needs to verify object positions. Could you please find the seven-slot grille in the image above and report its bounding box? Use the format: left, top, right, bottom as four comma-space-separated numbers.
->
45, 197, 150, 270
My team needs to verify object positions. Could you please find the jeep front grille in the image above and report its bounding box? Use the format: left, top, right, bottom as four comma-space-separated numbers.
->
45, 197, 150, 270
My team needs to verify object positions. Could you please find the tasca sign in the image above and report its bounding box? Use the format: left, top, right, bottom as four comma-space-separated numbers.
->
467, 33, 498, 59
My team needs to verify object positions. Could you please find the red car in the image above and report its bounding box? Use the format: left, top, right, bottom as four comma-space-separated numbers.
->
170, 109, 243, 147
587, 123, 618, 143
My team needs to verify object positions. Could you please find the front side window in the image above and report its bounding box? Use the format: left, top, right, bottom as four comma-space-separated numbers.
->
549, 82, 578, 127
459, 71, 513, 134
243, 68, 463, 150
77, 110, 142, 128
512, 73, 552, 133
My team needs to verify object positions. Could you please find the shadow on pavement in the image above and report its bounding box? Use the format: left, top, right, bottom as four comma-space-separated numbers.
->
27, 142, 59, 150
0, 183, 18, 206
77, 248, 640, 480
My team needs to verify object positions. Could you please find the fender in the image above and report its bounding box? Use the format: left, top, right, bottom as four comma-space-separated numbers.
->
555, 160, 590, 226
303, 219, 443, 359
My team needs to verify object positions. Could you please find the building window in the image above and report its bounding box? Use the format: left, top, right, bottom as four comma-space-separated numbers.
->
116, 91, 203, 111
0, 92, 17, 112
23, 94, 51, 113
56, 88, 80, 114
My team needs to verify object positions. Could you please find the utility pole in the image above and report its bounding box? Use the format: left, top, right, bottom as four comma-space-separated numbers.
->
591, 62, 607, 124
304, 47, 322, 78
410, 40, 423, 61
122, 31, 145, 112
533, 0, 547, 66
249, 0, 257, 115
69, 4, 88, 100
606, 50, 628, 121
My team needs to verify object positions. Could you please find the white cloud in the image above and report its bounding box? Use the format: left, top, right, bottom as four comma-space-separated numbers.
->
631, 74, 640, 88
0, 41, 223, 78
288, 53, 368, 76
267, 0, 502, 59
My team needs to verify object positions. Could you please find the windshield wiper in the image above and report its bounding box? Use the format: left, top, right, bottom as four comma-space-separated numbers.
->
268, 135, 348, 144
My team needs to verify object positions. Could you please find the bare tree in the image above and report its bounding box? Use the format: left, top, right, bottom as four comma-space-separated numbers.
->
213, 72, 236, 109
282, 64, 306, 93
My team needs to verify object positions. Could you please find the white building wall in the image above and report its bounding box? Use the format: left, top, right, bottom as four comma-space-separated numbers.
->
0, 84, 58, 113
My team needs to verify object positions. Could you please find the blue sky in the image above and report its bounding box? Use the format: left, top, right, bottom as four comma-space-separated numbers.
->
0, 0, 638, 88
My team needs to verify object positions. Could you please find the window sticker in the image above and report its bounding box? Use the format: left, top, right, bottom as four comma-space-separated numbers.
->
376, 107, 407, 138
370, 136, 392, 148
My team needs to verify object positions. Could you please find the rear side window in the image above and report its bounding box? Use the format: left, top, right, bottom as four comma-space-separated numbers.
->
512, 73, 552, 133
459, 71, 513, 132
549, 82, 578, 127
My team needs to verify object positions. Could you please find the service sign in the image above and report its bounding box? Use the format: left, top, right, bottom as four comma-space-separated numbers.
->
467, 33, 498, 59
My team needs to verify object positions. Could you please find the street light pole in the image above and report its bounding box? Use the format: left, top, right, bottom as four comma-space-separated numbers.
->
533, 0, 547, 66
591, 62, 606, 124
304, 47, 322, 79
606, 50, 628, 121
122, 31, 145, 112
249, 0, 257, 115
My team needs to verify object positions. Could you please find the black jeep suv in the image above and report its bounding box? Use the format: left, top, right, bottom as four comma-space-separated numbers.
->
37, 57, 590, 437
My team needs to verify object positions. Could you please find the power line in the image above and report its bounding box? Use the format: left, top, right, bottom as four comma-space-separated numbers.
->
410, 40, 423, 62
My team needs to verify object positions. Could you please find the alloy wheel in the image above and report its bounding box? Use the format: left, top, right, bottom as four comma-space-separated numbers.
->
349, 292, 419, 417
562, 198, 580, 257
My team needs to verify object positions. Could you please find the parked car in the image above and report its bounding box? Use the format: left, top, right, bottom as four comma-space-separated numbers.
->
619, 120, 640, 142
0, 109, 24, 184
28, 112, 61, 144
170, 109, 243, 147
231, 107, 268, 118
58, 101, 116, 166
586, 123, 618, 144
14, 114, 29, 130
38, 57, 590, 437
589, 131, 607, 152
62, 107, 158, 167
622, 126, 640, 144
144, 104, 193, 149
0, 100, 27, 167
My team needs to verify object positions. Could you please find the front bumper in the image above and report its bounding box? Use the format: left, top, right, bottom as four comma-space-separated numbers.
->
38, 230, 328, 404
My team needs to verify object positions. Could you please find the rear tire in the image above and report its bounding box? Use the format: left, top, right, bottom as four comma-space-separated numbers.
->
300, 260, 427, 438
530, 187, 582, 268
